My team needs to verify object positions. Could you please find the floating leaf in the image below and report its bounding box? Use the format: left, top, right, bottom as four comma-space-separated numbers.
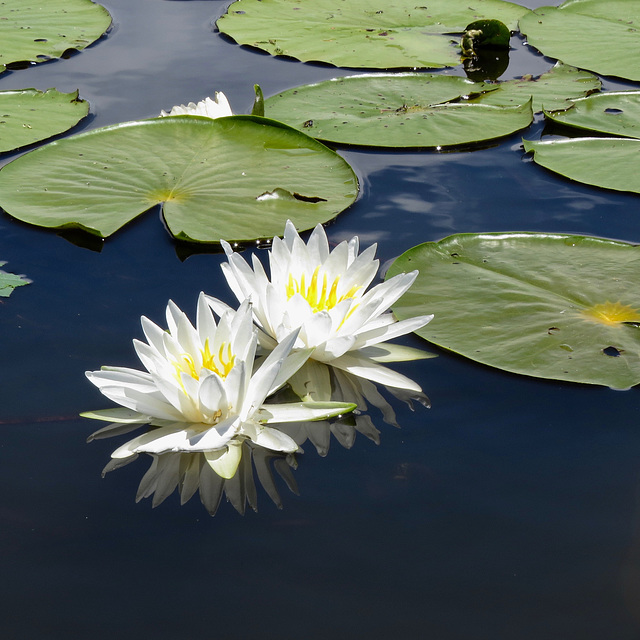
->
469, 63, 601, 112
519, 0, 640, 82
0, 89, 89, 153
217, 0, 531, 69
265, 74, 533, 147
545, 91, 640, 139
0, 261, 31, 297
0, 116, 358, 242
387, 232, 640, 389
0, 0, 111, 68
523, 137, 640, 195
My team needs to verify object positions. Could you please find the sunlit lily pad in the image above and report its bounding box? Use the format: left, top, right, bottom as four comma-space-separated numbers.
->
469, 63, 601, 112
0, 89, 89, 153
0, 0, 111, 67
265, 74, 533, 148
0, 261, 31, 297
519, 0, 640, 82
523, 137, 640, 195
545, 91, 640, 139
387, 232, 640, 389
0, 116, 358, 242
217, 0, 531, 69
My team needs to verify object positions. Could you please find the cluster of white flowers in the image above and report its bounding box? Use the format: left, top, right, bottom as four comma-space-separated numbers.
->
84, 210, 432, 488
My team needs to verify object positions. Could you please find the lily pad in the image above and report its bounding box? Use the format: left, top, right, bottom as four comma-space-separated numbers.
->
544, 91, 640, 139
0, 0, 111, 68
217, 0, 531, 69
0, 88, 89, 153
519, 0, 640, 82
387, 232, 640, 389
523, 137, 640, 195
0, 261, 31, 297
264, 74, 533, 148
470, 63, 601, 112
0, 116, 358, 242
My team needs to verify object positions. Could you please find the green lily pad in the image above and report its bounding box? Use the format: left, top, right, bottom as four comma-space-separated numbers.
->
0, 261, 31, 297
0, 0, 111, 68
217, 0, 531, 69
387, 232, 640, 389
264, 74, 533, 147
0, 116, 358, 242
0, 88, 89, 153
545, 91, 640, 139
519, 0, 640, 82
470, 63, 601, 112
523, 137, 640, 195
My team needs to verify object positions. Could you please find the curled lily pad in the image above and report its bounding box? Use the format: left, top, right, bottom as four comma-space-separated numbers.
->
0, 0, 111, 68
0, 88, 89, 153
387, 232, 640, 389
519, 0, 640, 82
469, 63, 601, 112
217, 0, 531, 69
264, 74, 533, 148
523, 137, 640, 195
461, 19, 511, 57
545, 91, 640, 139
0, 116, 358, 242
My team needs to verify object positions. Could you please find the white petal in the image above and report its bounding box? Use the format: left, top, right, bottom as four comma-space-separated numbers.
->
204, 441, 243, 479
330, 352, 423, 392
256, 401, 357, 424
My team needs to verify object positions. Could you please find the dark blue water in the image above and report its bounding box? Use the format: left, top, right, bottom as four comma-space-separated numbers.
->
2, 1, 640, 638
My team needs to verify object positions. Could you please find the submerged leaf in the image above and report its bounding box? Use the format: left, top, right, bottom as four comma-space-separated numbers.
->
217, 0, 530, 69
0, 116, 358, 242
0, 261, 31, 297
387, 232, 640, 389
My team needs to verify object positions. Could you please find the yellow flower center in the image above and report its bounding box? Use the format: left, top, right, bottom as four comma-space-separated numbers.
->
173, 340, 236, 382
581, 301, 640, 326
286, 265, 361, 313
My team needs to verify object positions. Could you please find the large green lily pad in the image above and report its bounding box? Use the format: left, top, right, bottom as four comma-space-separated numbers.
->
523, 137, 640, 195
387, 232, 640, 389
0, 0, 111, 67
0, 116, 358, 242
265, 74, 533, 148
469, 63, 601, 112
0, 89, 89, 153
217, 0, 531, 69
545, 91, 640, 139
519, 0, 640, 82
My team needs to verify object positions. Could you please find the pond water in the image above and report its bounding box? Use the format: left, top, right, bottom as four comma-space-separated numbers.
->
2, 1, 640, 638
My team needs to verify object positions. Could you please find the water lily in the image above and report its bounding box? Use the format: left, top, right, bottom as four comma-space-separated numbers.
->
159, 91, 233, 119
208, 221, 433, 392
83, 294, 355, 479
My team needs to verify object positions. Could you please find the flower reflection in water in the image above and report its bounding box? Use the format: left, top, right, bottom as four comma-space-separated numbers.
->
96, 441, 299, 516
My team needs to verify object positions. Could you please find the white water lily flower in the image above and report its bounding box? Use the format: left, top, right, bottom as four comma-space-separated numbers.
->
208, 221, 433, 392
159, 91, 233, 119
83, 294, 354, 479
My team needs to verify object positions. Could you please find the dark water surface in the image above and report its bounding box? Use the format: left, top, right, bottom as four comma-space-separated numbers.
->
2, 1, 640, 638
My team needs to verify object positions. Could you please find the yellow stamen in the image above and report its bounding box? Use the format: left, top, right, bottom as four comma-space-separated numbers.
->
286, 266, 362, 313
172, 339, 236, 385
581, 301, 640, 326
